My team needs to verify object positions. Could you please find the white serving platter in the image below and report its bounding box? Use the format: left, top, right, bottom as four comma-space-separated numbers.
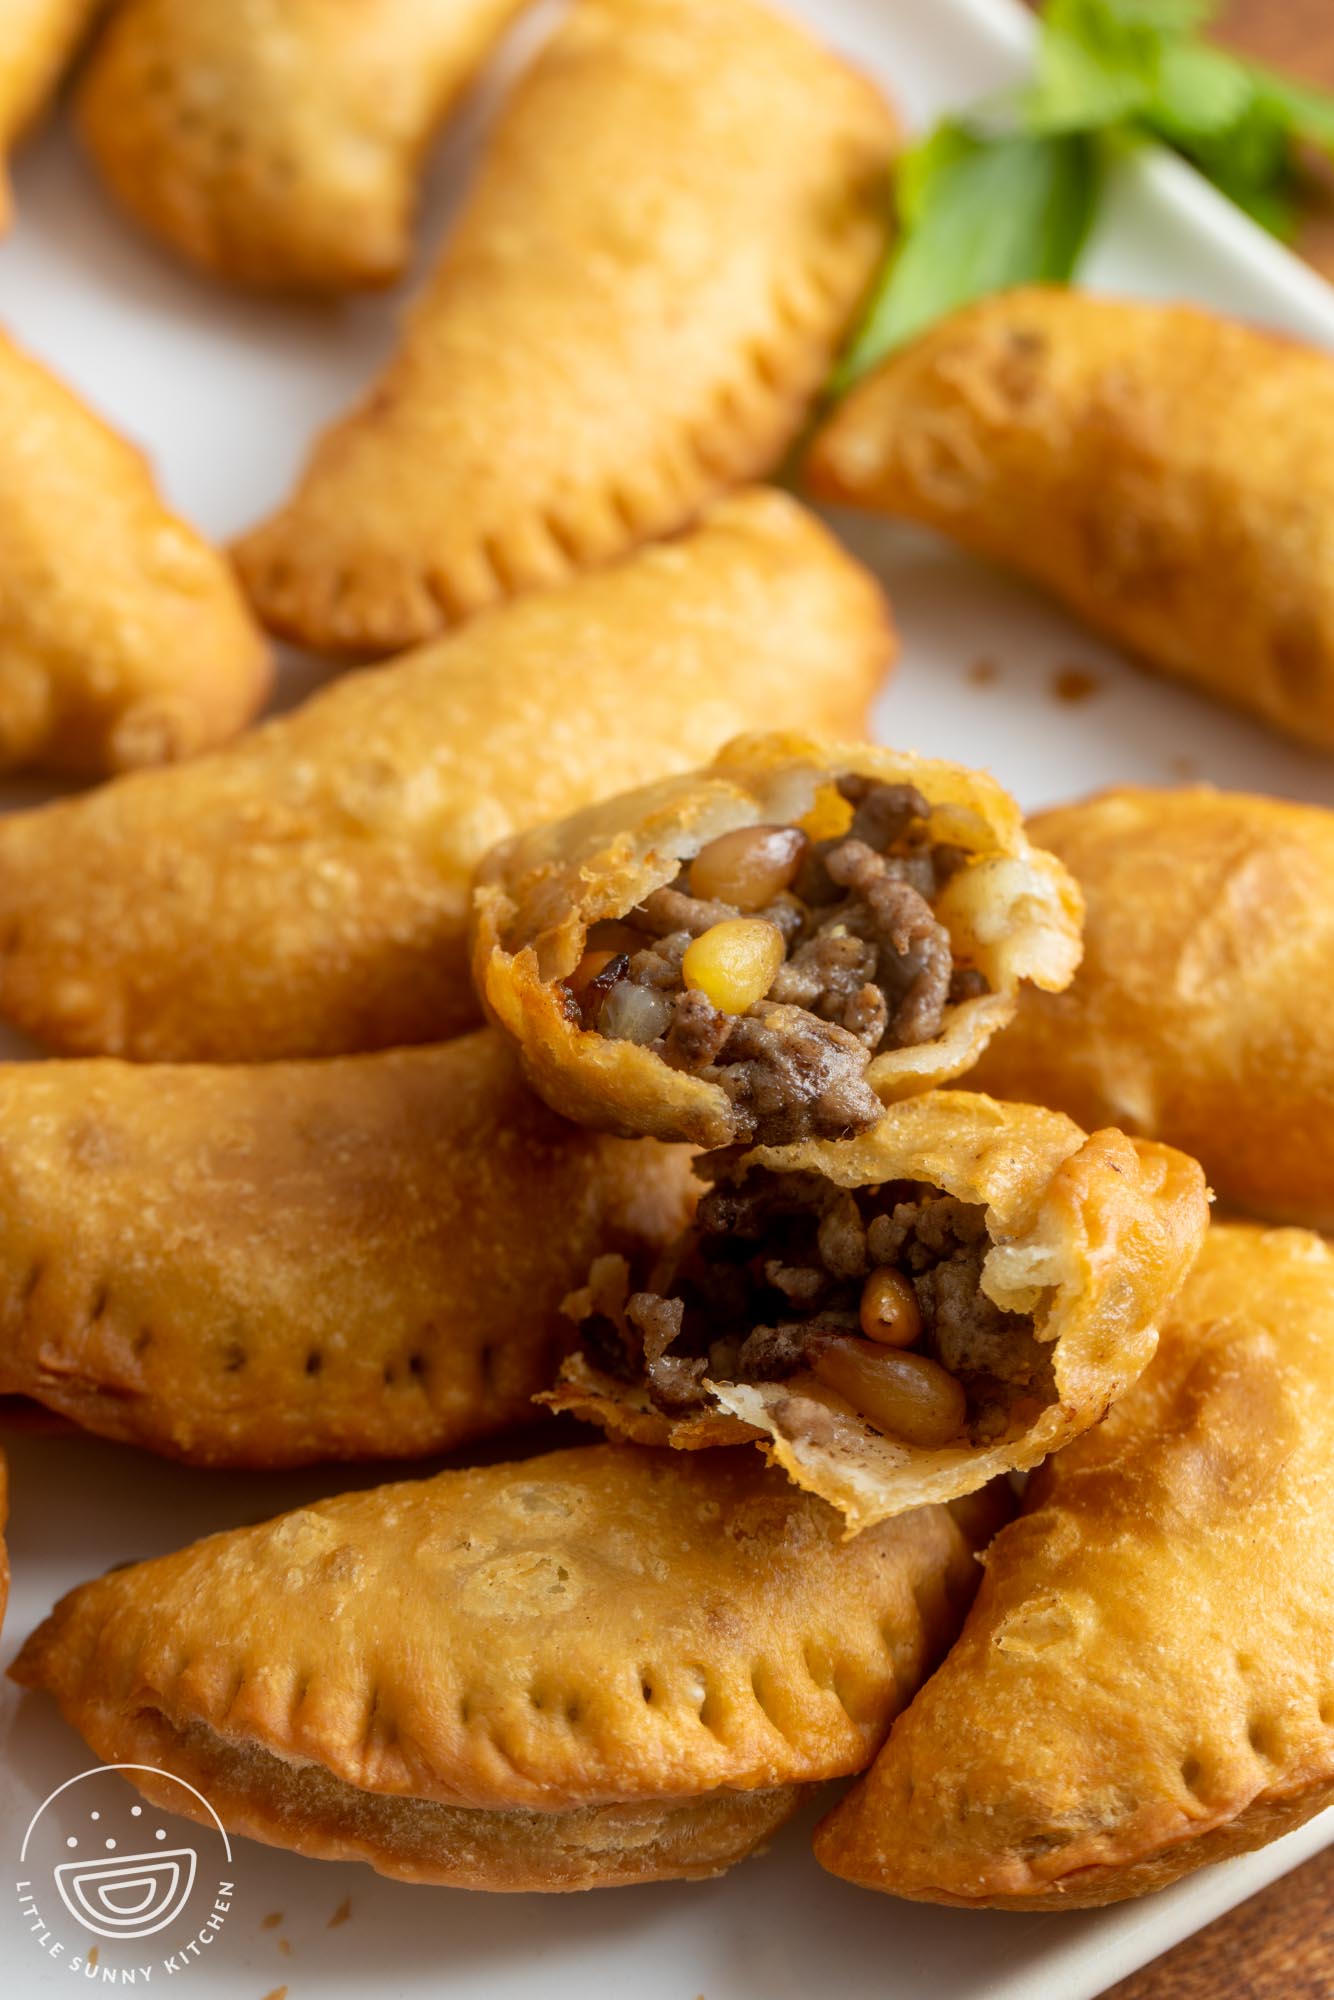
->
2, 0, 1333, 1994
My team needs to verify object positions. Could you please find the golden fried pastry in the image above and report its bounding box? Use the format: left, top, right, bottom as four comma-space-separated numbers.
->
474, 733, 1083, 1151
808, 287, 1334, 748
546, 1092, 1208, 1534
234, 0, 896, 656
816, 1222, 1334, 1907
0, 0, 99, 229
12, 1447, 1001, 1890
0, 329, 270, 775
0, 1030, 693, 1466
76, 0, 527, 292
973, 785, 1334, 1233
0, 489, 888, 1061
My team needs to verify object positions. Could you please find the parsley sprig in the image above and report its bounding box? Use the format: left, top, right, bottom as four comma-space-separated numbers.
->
837, 0, 1334, 387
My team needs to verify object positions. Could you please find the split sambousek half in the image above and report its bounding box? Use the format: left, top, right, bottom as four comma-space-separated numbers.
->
473, 732, 1085, 1148
474, 735, 1209, 1531
546, 1093, 1208, 1535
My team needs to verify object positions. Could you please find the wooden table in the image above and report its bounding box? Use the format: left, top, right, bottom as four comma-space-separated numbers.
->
1099, 19, 1334, 1997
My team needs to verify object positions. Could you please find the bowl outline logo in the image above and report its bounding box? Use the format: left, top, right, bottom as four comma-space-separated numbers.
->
19, 1764, 234, 1952
54, 1843, 199, 1940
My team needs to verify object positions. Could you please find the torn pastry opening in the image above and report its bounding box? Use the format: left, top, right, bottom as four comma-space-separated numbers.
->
472, 736, 1084, 1151
561, 1162, 1052, 1459
539, 1091, 1211, 1534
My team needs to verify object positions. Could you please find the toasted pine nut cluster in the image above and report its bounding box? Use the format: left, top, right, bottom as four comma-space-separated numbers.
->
560, 776, 989, 1145
568, 1161, 1054, 1451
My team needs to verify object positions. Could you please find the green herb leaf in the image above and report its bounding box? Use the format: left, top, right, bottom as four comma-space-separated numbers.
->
1087, 0, 1213, 30
827, 0, 1334, 396
834, 130, 1099, 388
1149, 39, 1256, 138
894, 119, 979, 229
1026, 23, 1150, 133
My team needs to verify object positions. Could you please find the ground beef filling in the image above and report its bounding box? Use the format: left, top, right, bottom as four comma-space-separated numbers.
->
573, 1167, 1054, 1451
559, 777, 989, 1145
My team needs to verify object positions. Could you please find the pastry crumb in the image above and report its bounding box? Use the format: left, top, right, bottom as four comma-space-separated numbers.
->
1170, 754, 1199, 779
260, 1912, 283, 1930
1050, 665, 1101, 705
260, 1989, 288, 2000
967, 657, 999, 686
328, 1896, 353, 1928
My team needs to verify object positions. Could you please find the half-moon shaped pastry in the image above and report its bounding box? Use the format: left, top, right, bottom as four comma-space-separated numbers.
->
11, 1446, 1003, 1890
814, 1222, 1334, 1907
545, 1092, 1208, 1535
0, 329, 270, 775
473, 734, 1083, 1150
233, 0, 897, 656
1, 0, 98, 229
76, 0, 528, 292
0, 489, 889, 1061
973, 785, 1334, 1233
807, 287, 1334, 749
0, 1030, 694, 1467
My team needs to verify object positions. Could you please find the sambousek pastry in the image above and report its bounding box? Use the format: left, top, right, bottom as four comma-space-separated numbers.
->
0, 1030, 694, 1468
473, 734, 1083, 1151
807, 286, 1334, 750
973, 785, 1334, 1234
12, 1448, 1006, 1891
234, 0, 896, 656
815, 1222, 1334, 1908
0, 489, 890, 1062
1, 0, 99, 230
546, 1093, 1208, 1535
76, 0, 528, 293
0, 328, 270, 775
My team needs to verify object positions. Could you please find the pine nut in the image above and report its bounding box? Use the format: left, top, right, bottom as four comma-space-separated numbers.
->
810, 1338, 967, 1449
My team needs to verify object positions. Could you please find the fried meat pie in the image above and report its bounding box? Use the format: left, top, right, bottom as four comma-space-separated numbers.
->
547, 1093, 1208, 1534
13, 1447, 1003, 1890
473, 735, 1083, 1151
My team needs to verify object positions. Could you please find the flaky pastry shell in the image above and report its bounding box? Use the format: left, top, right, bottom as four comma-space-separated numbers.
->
815, 1223, 1334, 1907
77, 0, 527, 292
808, 286, 1334, 750
0, 1029, 694, 1466
0, 489, 888, 1061
233, 0, 897, 655
473, 733, 1082, 1149
974, 785, 1334, 1233
544, 1092, 1209, 1535
0, 329, 270, 775
12, 1446, 1000, 1891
